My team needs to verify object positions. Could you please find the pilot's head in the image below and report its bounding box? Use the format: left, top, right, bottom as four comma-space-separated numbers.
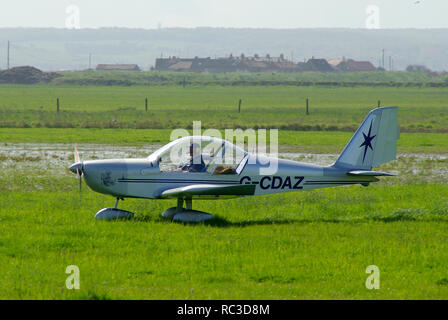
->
189, 143, 201, 161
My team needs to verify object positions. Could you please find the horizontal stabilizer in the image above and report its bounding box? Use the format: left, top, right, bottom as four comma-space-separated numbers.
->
158, 184, 256, 199
348, 170, 396, 176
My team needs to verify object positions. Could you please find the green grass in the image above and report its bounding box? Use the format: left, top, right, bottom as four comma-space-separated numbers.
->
1, 128, 447, 154
0, 82, 447, 299
1, 85, 448, 132
1, 171, 447, 299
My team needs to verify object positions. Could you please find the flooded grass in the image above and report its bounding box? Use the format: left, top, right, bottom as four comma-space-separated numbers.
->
0, 142, 446, 188
1, 128, 447, 154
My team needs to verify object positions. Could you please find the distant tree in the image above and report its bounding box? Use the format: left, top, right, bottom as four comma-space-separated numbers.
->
406, 64, 432, 73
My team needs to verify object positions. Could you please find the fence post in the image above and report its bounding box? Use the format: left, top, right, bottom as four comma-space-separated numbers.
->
57, 98, 60, 112
238, 99, 242, 113
306, 98, 309, 115
145, 97, 148, 112
378, 100, 381, 108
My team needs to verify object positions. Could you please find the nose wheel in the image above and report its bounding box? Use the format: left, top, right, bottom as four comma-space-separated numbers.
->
161, 198, 213, 222
94, 197, 134, 220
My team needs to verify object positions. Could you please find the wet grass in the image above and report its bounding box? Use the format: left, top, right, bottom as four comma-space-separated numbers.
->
1, 129, 447, 154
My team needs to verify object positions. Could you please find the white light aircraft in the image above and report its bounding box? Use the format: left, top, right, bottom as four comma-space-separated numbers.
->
69, 106, 399, 222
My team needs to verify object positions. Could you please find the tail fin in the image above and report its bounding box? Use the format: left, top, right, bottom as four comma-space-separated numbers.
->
333, 106, 400, 170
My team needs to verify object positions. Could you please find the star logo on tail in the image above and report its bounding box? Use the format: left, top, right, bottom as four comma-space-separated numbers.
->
359, 120, 376, 163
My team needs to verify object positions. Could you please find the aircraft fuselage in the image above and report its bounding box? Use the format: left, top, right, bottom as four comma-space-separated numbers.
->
78, 154, 377, 200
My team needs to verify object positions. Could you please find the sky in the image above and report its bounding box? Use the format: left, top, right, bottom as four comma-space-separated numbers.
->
0, 0, 447, 29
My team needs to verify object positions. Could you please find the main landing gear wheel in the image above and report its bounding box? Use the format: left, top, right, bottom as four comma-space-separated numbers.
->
162, 198, 213, 223
94, 198, 134, 220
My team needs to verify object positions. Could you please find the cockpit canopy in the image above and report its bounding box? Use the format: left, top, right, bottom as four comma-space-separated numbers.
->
148, 136, 248, 174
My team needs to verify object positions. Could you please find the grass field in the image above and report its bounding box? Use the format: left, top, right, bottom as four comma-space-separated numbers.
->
0, 83, 447, 299
0, 156, 447, 299
1, 85, 448, 132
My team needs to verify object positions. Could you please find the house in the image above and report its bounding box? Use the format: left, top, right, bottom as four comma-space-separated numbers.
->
238, 59, 269, 72
155, 57, 182, 71
168, 61, 193, 72
96, 64, 140, 71
153, 55, 377, 74
155, 57, 219, 72
271, 60, 300, 72
154, 54, 297, 73
327, 59, 344, 69
333, 59, 376, 72
197, 58, 239, 73
300, 58, 334, 72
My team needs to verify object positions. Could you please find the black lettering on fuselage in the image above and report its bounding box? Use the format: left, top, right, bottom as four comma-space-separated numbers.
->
240, 176, 251, 185
293, 176, 304, 189
271, 176, 282, 189
282, 176, 292, 189
242, 176, 304, 190
260, 176, 271, 190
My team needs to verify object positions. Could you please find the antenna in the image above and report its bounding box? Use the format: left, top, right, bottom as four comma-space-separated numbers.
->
6, 40, 10, 70
382, 49, 385, 69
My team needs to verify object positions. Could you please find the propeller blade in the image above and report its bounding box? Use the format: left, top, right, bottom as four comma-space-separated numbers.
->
77, 168, 82, 193
72, 145, 83, 195
74, 144, 80, 163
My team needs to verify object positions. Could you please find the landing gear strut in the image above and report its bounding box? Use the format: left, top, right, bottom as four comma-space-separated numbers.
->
162, 197, 213, 222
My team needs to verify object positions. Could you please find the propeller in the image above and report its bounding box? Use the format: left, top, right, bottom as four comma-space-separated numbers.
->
74, 144, 80, 163
69, 145, 83, 193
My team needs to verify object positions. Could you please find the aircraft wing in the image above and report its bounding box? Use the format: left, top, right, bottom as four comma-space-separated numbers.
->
158, 184, 256, 199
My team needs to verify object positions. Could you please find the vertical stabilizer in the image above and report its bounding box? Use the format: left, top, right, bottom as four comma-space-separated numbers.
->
333, 106, 399, 170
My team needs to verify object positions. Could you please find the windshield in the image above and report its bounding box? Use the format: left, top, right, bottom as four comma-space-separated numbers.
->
148, 136, 247, 174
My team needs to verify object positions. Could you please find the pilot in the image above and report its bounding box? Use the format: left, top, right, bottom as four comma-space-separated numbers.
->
179, 143, 206, 172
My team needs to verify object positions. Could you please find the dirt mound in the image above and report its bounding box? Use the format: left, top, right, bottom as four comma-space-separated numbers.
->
0, 66, 60, 84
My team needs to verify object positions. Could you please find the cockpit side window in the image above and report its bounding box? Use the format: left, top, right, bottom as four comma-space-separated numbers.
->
149, 136, 247, 174
207, 142, 247, 175
157, 137, 223, 173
